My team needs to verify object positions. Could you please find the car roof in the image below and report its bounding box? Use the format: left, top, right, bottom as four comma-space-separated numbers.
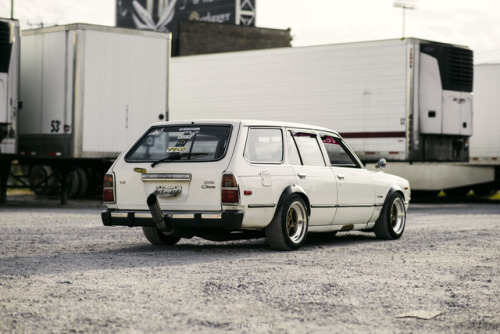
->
149, 119, 341, 136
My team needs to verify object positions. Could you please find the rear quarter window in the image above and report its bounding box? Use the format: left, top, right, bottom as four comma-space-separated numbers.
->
244, 128, 283, 163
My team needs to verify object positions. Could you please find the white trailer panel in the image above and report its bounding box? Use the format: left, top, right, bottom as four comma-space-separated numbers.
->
0, 18, 20, 154
471, 63, 500, 164
170, 40, 410, 160
19, 24, 170, 158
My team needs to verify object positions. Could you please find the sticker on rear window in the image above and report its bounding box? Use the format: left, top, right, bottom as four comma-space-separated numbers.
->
179, 127, 200, 132
175, 139, 187, 147
178, 133, 194, 140
167, 147, 188, 153
149, 128, 165, 136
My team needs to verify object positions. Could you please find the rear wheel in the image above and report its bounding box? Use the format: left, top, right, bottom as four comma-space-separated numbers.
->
142, 226, 181, 246
374, 192, 406, 240
266, 194, 308, 251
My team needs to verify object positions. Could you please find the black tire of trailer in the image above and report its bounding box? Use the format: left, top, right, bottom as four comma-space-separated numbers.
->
29, 165, 57, 195
67, 167, 88, 199
445, 187, 470, 198
472, 183, 496, 197
265, 194, 309, 251
142, 226, 181, 246
374, 192, 406, 240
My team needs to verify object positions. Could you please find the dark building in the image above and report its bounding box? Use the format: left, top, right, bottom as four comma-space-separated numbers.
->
116, 0, 291, 56
176, 20, 291, 56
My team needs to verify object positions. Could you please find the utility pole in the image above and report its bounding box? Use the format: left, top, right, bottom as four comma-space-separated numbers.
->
11, 0, 14, 19
394, 0, 416, 39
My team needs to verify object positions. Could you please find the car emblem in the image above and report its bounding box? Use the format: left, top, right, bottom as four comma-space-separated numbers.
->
154, 185, 182, 197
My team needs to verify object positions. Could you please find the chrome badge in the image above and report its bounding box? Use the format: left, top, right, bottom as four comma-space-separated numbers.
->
154, 185, 182, 197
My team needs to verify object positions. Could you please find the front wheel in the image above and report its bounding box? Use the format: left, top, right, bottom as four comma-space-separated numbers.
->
374, 192, 406, 240
142, 226, 181, 246
266, 194, 308, 251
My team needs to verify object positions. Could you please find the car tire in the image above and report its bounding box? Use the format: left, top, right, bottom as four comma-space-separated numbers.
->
142, 226, 181, 246
266, 194, 308, 251
374, 192, 406, 240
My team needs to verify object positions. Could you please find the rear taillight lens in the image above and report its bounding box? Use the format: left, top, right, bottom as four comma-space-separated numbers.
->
103, 174, 115, 203
221, 173, 239, 204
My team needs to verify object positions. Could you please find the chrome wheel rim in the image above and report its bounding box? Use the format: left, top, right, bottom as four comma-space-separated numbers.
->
286, 201, 307, 243
390, 197, 406, 234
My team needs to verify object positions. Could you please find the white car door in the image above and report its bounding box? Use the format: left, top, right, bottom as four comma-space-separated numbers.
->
319, 133, 375, 225
288, 130, 337, 226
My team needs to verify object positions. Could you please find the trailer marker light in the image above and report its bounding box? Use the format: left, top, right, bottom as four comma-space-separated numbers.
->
49, 152, 62, 156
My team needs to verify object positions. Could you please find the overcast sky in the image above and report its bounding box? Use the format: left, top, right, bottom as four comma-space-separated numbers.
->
1, 0, 499, 63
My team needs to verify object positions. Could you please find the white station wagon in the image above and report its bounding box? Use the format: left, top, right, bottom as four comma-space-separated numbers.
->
101, 120, 410, 250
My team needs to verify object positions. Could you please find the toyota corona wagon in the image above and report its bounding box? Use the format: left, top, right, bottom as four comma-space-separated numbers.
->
101, 120, 410, 251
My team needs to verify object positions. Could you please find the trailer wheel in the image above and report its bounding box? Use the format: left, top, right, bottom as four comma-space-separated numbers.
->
142, 226, 181, 246
29, 165, 57, 195
472, 184, 494, 197
265, 194, 308, 251
374, 192, 406, 240
68, 167, 88, 198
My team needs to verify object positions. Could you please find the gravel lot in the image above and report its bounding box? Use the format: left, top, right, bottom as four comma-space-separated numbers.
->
0, 197, 499, 333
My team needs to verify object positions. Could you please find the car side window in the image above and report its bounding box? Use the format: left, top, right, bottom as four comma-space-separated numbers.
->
244, 128, 283, 163
321, 134, 360, 168
292, 132, 326, 166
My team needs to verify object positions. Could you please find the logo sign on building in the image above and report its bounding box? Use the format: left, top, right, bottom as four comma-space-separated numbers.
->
116, 0, 256, 38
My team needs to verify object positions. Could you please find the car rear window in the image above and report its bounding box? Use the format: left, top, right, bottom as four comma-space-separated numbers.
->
125, 125, 232, 162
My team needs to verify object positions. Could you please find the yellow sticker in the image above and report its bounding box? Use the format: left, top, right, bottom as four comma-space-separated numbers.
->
167, 147, 188, 153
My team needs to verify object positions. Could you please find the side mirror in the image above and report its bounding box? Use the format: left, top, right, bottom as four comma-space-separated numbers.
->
376, 158, 387, 170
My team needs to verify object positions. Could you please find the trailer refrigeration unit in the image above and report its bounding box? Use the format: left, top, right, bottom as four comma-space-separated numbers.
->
169, 38, 498, 195
0, 23, 171, 203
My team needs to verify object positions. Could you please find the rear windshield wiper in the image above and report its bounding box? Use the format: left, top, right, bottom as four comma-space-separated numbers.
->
151, 155, 180, 167
151, 153, 209, 167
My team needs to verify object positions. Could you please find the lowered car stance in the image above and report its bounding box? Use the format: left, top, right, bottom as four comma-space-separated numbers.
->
101, 120, 410, 251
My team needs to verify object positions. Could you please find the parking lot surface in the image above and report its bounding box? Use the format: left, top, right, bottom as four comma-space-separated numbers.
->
0, 198, 499, 333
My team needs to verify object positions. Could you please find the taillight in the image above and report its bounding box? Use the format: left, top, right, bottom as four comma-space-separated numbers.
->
221, 173, 239, 204
103, 174, 115, 203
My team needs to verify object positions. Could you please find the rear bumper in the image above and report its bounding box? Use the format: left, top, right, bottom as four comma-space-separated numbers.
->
101, 209, 244, 230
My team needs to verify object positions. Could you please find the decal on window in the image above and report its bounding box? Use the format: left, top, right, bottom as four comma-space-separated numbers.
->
149, 128, 165, 136
167, 147, 188, 153
323, 136, 338, 145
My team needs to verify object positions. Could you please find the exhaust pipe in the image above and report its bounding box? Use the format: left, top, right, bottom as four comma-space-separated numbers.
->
147, 193, 171, 234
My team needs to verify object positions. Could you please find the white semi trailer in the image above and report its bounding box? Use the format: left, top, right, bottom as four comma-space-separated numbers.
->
0, 18, 21, 202
0, 18, 20, 155
0, 22, 171, 203
169, 38, 498, 195
467, 63, 500, 196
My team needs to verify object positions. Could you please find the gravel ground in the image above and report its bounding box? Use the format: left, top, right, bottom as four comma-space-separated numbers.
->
0, 197, 499, 333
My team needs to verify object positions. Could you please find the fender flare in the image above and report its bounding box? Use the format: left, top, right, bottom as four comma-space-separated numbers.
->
382, 186, 405, 209
274, 184, 311, 219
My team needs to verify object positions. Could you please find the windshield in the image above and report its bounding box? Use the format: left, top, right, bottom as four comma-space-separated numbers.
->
125, 125, 232, 163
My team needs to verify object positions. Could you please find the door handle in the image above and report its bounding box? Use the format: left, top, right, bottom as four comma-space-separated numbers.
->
337, 174, 345, 181
297, 173, 307, 179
